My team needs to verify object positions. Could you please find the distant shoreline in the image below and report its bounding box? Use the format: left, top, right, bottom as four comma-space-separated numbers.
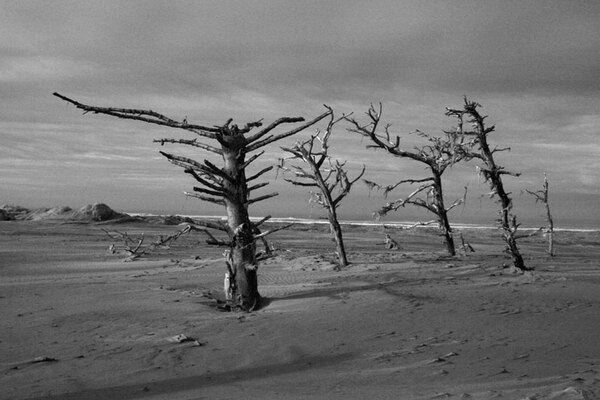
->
3, 204, 595, 232
128, 213, 599, 233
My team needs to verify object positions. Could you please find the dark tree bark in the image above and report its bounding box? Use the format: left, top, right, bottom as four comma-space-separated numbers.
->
54, 92, 331, 310
446, 97, 530, 271
280, 109, 365, 267
347, 104, 466, 256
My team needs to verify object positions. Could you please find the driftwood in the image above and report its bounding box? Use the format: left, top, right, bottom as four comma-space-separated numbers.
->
384, 233, 399, 250
457, 232, 475, 256
103, 225, 192, 261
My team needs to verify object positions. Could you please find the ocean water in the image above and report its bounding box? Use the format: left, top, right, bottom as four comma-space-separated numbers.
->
130, 212, 599, 232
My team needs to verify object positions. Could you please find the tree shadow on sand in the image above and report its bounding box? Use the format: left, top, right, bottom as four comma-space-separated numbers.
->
33, 352, 356, 400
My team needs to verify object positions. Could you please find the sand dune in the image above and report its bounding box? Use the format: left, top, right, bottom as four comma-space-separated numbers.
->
1, 217, 599, 399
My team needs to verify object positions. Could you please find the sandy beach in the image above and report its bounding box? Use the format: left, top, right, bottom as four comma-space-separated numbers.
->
1, 214, 599, 399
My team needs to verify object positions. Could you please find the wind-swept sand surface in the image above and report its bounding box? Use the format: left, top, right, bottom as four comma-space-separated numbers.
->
1, 219, 599, 399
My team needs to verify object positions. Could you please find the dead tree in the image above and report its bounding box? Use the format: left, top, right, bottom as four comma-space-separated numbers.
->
346, 104, 466, 256
54, 92, 331, 311
526, 173, 555, 257
280, 109, 365, 267
446, 97, 531, 271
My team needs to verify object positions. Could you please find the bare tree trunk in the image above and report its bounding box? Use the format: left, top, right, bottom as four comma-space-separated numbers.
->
496, 180, 526, 270
328, 207, 348, 267
527, 173, 555, 257
543, 176, 556, 257
221, 143, 261, 310
546, 189, 555, 257
228, 223, 259, 310
505, 215, 526, 269
547, 215, 555, 257
433, 175, 456, 256
440, 214, 456, 256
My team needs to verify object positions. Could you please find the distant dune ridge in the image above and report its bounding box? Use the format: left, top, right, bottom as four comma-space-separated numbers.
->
0, 203, 127, 222
70, 203, 125, 221
0, 203, 201, 225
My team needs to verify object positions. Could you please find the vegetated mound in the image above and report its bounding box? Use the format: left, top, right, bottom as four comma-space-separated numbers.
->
1, 205, 31, 220
0, 205, 74, 221
27, 206, 74, 221
0, 208, 11, 221
0, 203, 131, 222
70, 203, 128, 222
0, 203, 202, 225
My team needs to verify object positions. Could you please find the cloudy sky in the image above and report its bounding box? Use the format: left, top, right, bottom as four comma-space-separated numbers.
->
1, 1, 599, 227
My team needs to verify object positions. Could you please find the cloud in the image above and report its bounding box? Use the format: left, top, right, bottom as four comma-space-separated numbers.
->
0, 55, 99, 83
72, 152, 143, 162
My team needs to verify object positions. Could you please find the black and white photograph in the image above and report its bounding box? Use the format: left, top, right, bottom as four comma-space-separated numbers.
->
1, 1, 599, 399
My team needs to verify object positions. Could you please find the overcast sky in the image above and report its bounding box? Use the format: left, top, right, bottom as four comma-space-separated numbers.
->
1, 1, 599, 227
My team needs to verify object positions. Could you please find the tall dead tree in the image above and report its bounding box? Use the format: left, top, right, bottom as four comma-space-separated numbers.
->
346, 104, 466, 256
54, 92, 331, 310
280, 108, 365, 267
526, 173, 555, 257
446, 97, 530, 271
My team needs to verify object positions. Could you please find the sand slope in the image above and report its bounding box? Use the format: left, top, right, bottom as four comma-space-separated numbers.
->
1, 221, 599, 399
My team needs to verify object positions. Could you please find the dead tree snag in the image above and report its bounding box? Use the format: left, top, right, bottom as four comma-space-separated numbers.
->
526, 173, 555, 257
280, 108, 365, 267
446, 97, 531, 271
53, 92, 331, 310
347, 104, 466, 256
